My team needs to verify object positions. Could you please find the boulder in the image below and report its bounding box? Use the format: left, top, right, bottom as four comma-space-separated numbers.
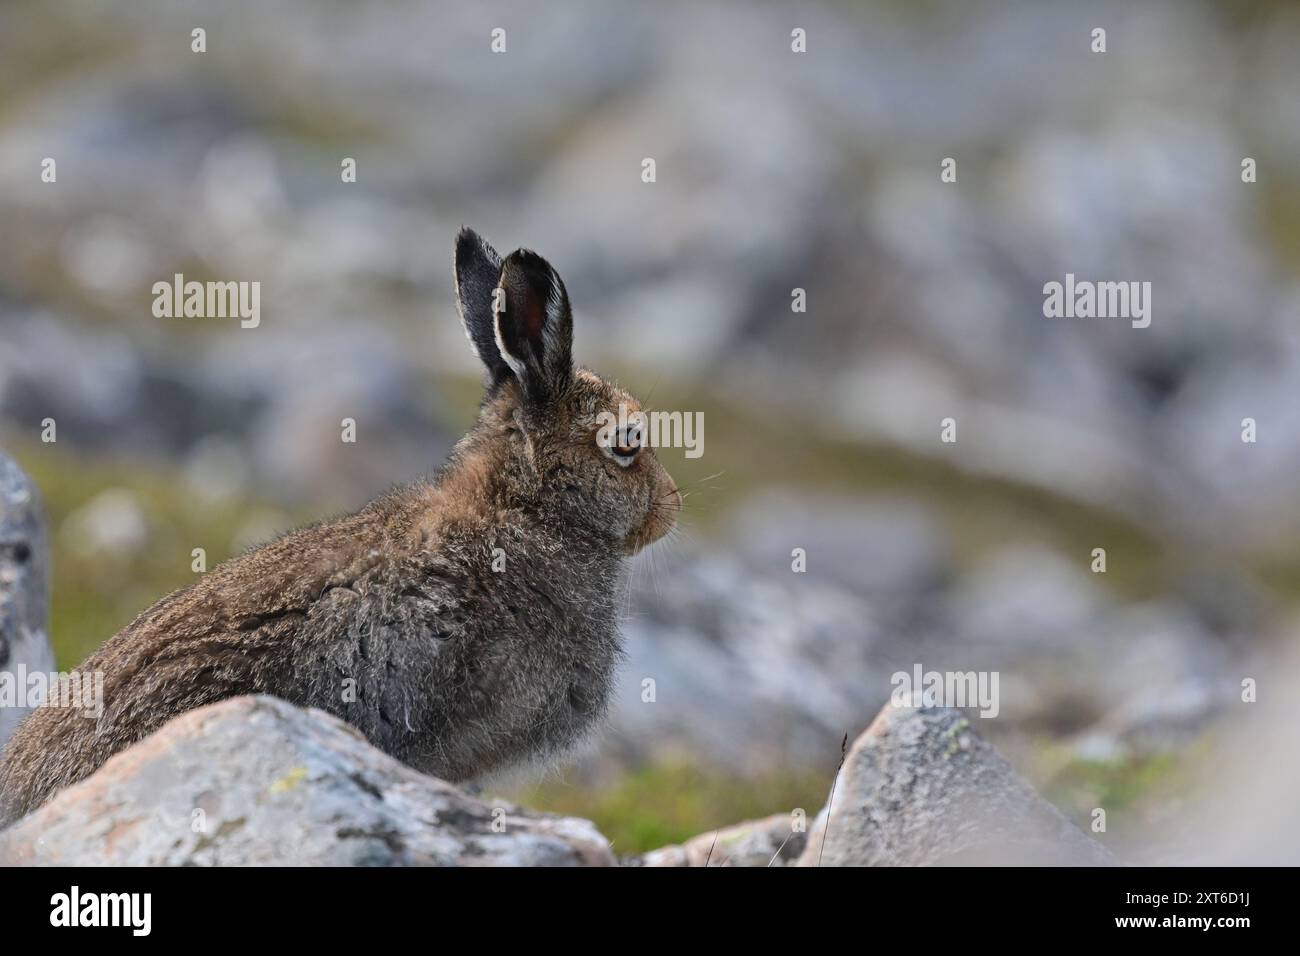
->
0, 450, 57, 750
0, 695, 614, 866
797, 704, 1117, 866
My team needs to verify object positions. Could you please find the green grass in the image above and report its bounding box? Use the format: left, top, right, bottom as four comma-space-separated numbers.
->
1037, 746, 1198, 854
1045, 751, 1182, 815
508, 760, 829, 855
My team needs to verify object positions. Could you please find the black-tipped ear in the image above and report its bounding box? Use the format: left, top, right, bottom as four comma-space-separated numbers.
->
454, 227, 511, 384
493, 249, 574, 405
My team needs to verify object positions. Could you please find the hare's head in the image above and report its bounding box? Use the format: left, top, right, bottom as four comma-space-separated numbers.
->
453, 228, 680, 555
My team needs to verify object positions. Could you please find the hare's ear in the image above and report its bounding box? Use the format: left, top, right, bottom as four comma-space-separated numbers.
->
454, 227, 511, 384
493, 249, 574, 405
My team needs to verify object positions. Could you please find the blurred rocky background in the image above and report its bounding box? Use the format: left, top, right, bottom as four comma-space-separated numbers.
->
1, 0, 1297, 859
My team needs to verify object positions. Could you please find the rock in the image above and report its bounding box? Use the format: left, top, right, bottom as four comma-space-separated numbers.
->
608, 541, 1240, 774
613, 552, 896, 773
0, 695, 615, 866
637, 813, 807, 867
941, 544, 1107, 648
0, 451, 56, 750
796, 704, 1116, 866
1083, 602, 1237, 750
725, 490, 952, 604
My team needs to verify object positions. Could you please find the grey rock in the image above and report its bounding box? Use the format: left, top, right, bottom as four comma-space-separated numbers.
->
927, 554, 1239, 737
796, 704, 1116, 866
613, 552, 895, 773
608, 538, 1240, 773
0, 451, 56, 750
726, 490, 952, 603
0, 695, 615, 866
941, 544, 1106, 648
637, 812, 807, 867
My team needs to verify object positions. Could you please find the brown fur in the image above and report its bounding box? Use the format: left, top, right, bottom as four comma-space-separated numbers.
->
0, 230, 679, 825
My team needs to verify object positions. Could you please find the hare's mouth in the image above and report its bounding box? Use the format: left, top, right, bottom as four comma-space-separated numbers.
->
623, 483, 681, 555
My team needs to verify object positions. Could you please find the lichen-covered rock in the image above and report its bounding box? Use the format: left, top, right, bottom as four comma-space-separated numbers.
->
638, 812, 808, 867
0, 450, 56, 750
797, 705, 1117, 866
0, 695, 615, 866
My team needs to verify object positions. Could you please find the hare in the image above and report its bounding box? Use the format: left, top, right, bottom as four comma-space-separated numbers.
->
0, 228, 680, 825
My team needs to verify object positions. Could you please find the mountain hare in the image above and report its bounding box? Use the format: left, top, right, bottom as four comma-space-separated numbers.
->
0, 229, 680, 824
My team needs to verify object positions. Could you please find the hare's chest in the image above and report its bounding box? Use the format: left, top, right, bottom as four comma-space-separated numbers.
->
470, 568, 623, 748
